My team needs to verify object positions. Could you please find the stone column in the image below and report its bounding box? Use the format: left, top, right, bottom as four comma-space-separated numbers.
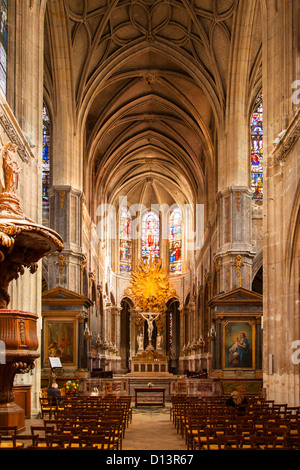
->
5, 0, 46, 418
77, 313, 88, 370
215, 187, 256, 292
261, 0, 300, 405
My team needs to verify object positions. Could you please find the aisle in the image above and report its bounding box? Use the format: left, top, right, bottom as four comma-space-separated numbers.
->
122, 405, 187, 450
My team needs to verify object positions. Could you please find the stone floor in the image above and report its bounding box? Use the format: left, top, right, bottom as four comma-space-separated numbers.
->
122, 405, 187, 450
21, 403, 188, 451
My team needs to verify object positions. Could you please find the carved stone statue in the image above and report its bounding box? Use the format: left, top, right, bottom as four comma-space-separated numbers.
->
156, 331, 163, 350
137, 330, 144, 351
1, 142, 20, 193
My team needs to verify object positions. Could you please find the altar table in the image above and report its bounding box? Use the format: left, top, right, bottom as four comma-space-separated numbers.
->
134, 387, 166, 407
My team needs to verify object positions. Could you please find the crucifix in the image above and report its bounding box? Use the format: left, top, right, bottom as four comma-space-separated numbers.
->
139, 311, 162, 350
56, 254, 68, 286
233, 255, 244, 288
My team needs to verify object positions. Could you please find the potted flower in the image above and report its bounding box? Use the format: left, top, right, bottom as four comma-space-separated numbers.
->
147, 382, 154, 388
64, 380, 78, 396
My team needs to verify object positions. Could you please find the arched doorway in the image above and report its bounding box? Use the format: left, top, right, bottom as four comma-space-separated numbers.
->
252, 266, 263, 294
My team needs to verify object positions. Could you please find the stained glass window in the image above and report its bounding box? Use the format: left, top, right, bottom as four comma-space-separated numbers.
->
250, 92, 263, 199
42, 106, 50, 215
0, 1, 7, 96
169, 208, 182, 274
119, 208, 132, 273
142, 211, 159, 260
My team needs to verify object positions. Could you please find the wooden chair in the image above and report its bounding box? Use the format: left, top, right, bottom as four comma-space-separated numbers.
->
39, 397, 58, 419
250, 435, 278, 450
234, 425, 254, 448
14, 434, 39, 448
198, 427, 219, 450
283, 436, 300, 450
45, 433, 74, 448
185, 415, 203, 450
78, 434, 115, 450
31, 425, 55, 446
191, 425, 208, 451
217, 434, 244, 450
0, 426, 17, 436
97, 419, 123, 450
0, 426, 22, 449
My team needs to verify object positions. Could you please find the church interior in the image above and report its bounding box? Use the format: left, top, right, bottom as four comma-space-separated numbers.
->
0, 0, 299, 451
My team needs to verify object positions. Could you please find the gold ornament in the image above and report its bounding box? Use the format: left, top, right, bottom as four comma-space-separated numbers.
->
129, 258, 171, 313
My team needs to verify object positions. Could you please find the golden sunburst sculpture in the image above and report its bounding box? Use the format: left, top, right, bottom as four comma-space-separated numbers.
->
126, 257, 175, 314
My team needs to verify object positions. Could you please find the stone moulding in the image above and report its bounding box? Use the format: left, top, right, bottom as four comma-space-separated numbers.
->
272, 110, 300, 165
0, 102, 35, 164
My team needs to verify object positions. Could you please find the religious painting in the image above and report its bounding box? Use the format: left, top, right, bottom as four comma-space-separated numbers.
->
44, 320, 75, 366
223, 321, 254, 369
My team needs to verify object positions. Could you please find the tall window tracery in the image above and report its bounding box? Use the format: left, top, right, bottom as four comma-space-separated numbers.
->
169, 208, 182, 274
0, 1, 7, 96
250, 92, 263, 199
142, 211, 159, 260
119, 208, 132, 273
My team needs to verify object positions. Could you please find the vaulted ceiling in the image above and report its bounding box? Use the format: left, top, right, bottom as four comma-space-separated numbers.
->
44, 0, 262, 217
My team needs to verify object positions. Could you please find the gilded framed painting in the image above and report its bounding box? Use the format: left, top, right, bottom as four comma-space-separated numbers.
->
222, 321, 254, 369
44, 320, 76, 366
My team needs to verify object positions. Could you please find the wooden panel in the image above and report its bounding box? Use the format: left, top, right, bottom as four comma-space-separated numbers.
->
13, 385, 31, 419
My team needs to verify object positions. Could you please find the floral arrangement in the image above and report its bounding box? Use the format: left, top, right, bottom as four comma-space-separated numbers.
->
147, 382, 154, 388
64, 380, 78, 395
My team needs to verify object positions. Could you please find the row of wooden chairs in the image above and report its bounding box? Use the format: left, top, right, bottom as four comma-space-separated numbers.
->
0, 395, 133, 450
33, 395, 133, 450
170, 395, 300, 450
39, 395, 132, 421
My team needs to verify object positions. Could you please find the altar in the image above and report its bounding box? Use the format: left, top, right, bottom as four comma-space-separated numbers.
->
134, 387, 166, 407
130, 350, 170, 376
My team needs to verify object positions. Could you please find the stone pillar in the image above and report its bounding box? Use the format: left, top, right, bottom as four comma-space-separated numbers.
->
4, 0, 47, 418
215, 187, 256, 292
77, 313, 88, 371
261, 0, 300, 406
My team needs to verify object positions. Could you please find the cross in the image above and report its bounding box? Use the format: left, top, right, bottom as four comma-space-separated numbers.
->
56, 254, 68, 286
233, 255, 244, 288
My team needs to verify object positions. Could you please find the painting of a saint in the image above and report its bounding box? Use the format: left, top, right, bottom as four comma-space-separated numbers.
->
224, 322, 253, 368
45, 321, 75, 366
